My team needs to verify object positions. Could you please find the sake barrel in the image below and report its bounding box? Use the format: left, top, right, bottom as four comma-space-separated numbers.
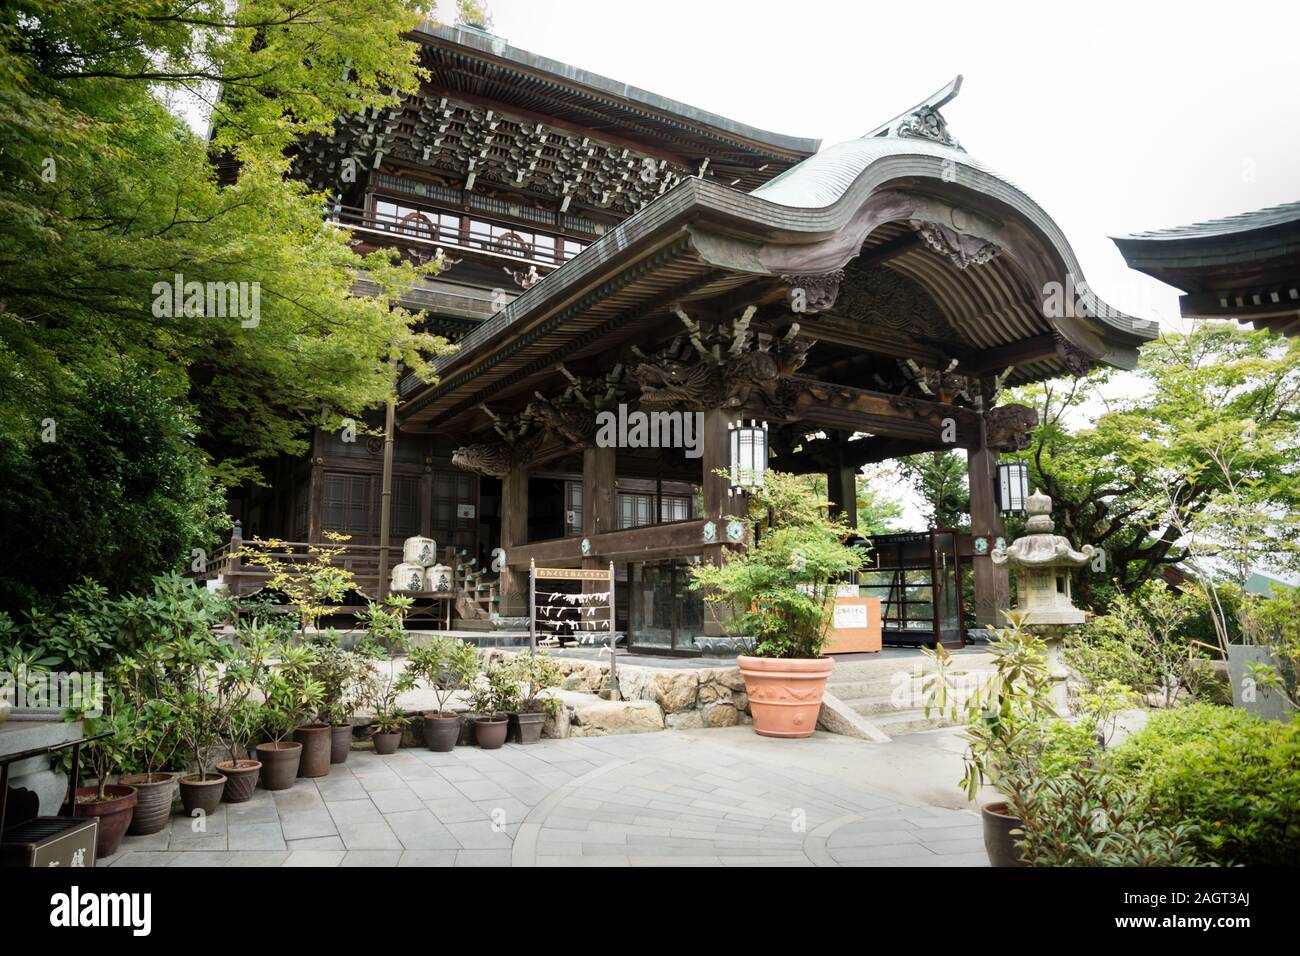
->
390, 563, 426, 594
403, 536, 438, 567
427, 564, 453, 592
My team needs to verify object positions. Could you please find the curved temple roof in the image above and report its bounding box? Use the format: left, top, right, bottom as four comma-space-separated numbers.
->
400, 77, 1158, 428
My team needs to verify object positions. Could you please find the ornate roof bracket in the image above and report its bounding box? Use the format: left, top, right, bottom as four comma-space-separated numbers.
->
983, 403, 1039, 452
1053, 331, 1095, 377
910, 220, 1000, 269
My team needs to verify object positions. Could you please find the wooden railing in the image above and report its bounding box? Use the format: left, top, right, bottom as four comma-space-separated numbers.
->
326, 203, 582, 270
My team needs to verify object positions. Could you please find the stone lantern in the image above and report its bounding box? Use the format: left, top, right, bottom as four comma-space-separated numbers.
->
991, 489, 1092, 707
991, 489, 1092, 626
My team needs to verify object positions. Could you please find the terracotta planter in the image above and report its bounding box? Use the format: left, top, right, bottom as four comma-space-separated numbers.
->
736, 654, 834, 738
294, 723, 332, 778
255, 742, 302, 790
179, 773, 227, 817
372, 731, 401, 755
457, 712, 482, 746
68, 784, 138, 858
120, 772, 176, 835
423, 712, 462, 752
474, 715, 509, 750
216, 759, 262, 803
330, 724, 353, 764
981, 801, 1028, 867
512, 711, 546, 745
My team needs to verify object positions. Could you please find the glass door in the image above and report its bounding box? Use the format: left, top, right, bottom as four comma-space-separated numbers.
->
629, 560, 704, 654
931, 529, 964, 648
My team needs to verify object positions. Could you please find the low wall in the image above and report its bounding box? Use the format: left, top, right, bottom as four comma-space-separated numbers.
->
483, 650, 751, 738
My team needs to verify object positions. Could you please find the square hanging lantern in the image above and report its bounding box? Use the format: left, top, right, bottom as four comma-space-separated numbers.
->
728, 420, 768, 495
996, 461, 1030, 516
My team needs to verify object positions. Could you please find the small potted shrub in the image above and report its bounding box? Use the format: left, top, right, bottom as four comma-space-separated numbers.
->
505, 653, 562, 744
467, 662, 517, 749
255, 643, 324, 790
399, 636, 479, 752
165, 627, 230, 817
117, 643, 184, 835
925, 612, 1057, 866
68, 688, 138, 859
690, 471, 864, 738
356, 630, 409, 755
298, 631, 356, 776
214, 624, 273, 802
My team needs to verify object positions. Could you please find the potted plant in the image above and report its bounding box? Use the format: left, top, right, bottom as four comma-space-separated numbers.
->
690, 471, 865, 738
504, 652, 562, 744
117, 641, 184, 835
467, 662, 517, 749
169, 630, 228, 817
255, 642, 324, 790
355, 623, 410, 755
67, 688, 139, 859
297, 630, 357, 777
399, 636, 479, 752
924, 612, 1057, 866
214, 623, 274, 802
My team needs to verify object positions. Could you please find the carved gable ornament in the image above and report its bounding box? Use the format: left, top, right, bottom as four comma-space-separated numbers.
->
911, 221, 1000, 270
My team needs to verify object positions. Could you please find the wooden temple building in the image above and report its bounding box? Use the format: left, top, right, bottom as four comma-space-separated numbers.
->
216, 22, 1158, 652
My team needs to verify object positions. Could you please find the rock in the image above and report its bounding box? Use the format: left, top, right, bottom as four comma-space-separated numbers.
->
734, 691, 748, 714
570, 698, 664, 736
617, 667, 699, 713
702, 702, 738, 727
665, 710, 704, 730
696, 681, 730, 706
716, 668, 746, 692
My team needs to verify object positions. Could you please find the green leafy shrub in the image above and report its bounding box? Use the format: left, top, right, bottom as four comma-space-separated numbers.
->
1111, 703, 1300, 865
689, 471, 865, 659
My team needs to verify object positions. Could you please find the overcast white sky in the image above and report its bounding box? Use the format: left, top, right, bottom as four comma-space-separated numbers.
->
441, 0, 1298, 527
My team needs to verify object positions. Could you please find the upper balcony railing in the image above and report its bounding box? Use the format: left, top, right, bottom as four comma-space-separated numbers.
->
327, 202, 587, 271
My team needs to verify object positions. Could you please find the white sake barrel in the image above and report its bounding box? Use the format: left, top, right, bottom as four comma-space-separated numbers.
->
391, 563, 426, 594
427, 564, 453, 592
403, 536, 438, 567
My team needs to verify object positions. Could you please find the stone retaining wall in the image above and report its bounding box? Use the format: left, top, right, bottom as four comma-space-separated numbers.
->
483, 651, 751, 738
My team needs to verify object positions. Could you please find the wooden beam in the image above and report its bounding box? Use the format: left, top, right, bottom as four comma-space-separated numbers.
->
506, 520, 717, 567
787, 379, 981, 448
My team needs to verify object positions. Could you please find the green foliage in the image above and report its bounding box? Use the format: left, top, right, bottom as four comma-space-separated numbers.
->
1066, 583, 1224, 706
1004, 766, 1202, 867
0, 365, 227, 607
1, 0, 455, 604
467, 661, 519, 716
896, 451, 970, 528
1110, 703, 1300, 866
398, 636, 479, 716
1239, 585, 1300, 712
689, 471, 865, 659
924, 612, 1056, 800
1005, 324, 1300, 611
256, 642, 324, 743
505, 652, 563, 715
242, 533, 357, 631
354, 598, 411, 735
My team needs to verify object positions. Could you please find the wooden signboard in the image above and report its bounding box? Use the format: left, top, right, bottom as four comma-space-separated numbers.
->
823, 595, 882, 654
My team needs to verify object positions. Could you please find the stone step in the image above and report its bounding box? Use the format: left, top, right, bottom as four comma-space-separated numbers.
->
823, 676, 901, 700
841, 693, 913, 717
827, 652, 994, 683
869, 708, 966, 735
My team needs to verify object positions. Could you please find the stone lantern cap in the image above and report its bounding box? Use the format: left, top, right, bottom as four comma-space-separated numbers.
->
991, 490, 1093, 569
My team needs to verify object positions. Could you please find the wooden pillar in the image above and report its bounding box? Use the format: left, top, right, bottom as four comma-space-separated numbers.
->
701, 408, 730, 636
581, 444, 616, 594
499, 466, 529, 617
826, 434, 858, 530
967, 437, 1009, 627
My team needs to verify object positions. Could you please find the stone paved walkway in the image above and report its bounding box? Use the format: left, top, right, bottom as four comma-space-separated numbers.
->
104, 728, 986, 867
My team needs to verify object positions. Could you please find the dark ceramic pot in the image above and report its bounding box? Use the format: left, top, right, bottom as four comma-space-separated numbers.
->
457, 712, 482, 746
68, 785, 138, 858
330, 724, 353, 764
474, 715, 509, 750
216, 759, 262, 803
179, 773, 227, 817
423, 712, 462, 752
255, 742, 302, 791
120, 772, 175, 835
981, 801, 1028, 867
372, 731, 401, 755
294, 723, 332, 778
513, 711, 547, 745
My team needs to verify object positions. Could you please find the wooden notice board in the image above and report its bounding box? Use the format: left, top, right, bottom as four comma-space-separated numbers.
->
823, 595, 882, 654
